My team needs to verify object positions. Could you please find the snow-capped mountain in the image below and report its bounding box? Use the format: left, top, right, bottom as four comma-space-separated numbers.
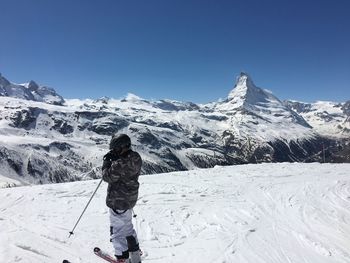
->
0, 72, 348, 186
285, 100, 350, 137
219, 73, 311, 131
211, 73, 318, 163
0, 73, 64, 105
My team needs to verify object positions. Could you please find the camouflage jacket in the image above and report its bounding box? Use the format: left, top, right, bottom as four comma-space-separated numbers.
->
102, 149, 142, 211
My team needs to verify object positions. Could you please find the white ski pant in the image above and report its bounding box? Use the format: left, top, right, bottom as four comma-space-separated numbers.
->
109, 208, 138, 256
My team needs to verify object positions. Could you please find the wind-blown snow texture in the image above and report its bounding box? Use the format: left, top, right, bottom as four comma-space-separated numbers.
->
0, 72, 349, 186
0, 163, 349, 263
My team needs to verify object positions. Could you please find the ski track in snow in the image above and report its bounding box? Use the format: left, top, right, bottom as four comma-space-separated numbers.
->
0, 163, 350, 263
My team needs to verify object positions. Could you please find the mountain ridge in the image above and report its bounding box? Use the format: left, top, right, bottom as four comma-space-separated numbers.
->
0, 73, 65, 105
0, 72, 349, 186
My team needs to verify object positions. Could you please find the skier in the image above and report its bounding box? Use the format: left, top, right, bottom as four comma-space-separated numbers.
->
102, 134, 142, 263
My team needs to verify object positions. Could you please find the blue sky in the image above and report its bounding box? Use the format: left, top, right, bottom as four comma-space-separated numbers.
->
1, 0, 349, 103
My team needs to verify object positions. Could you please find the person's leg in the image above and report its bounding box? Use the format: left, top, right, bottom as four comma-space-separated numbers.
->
110, 209, 139, 259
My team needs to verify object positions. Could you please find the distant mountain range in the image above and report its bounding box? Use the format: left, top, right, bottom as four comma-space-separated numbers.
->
0, 73, 64, 105
0, 72, 349, 186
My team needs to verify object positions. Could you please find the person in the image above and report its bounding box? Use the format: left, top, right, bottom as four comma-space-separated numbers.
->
102, 133, 142, 263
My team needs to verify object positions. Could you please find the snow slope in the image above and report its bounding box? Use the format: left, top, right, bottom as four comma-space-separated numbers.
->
1, 163, 350, 263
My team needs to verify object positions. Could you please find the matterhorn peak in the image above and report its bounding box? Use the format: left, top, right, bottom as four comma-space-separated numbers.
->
227, 72, 260, 102
220, 72, 286, 113
235, 72, 256, 88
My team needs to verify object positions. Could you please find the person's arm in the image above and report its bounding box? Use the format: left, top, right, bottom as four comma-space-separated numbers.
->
102, 151, 119, 183
102, 152, 142, 183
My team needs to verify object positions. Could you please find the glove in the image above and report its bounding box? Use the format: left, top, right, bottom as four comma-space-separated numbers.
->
102, 159, 112, 171
102, 150, 119, 170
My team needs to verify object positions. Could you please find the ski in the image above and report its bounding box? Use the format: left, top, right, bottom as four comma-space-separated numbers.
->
94, 247, 143, 263
94, 247, 119, 263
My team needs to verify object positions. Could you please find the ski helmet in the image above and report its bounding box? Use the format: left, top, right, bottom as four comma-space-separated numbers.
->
109, 134, 131, 151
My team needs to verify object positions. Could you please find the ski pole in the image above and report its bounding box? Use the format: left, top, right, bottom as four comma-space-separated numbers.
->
68, 178, 103, 238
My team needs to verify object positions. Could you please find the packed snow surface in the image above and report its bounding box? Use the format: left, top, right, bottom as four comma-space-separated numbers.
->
1, 163, 350, 263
